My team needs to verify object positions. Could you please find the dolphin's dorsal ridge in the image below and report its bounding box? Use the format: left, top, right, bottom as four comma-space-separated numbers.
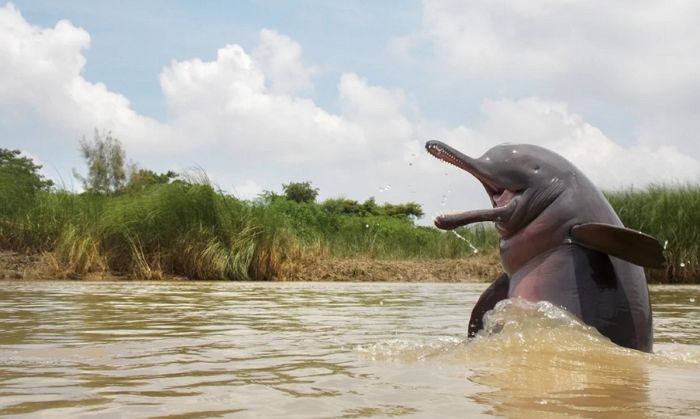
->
570, 223, 666, 269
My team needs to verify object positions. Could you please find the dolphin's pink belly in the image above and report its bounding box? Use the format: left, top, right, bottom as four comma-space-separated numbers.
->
508, 246, 583, 319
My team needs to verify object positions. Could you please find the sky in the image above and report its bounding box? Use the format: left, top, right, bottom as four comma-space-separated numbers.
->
1, 1, 699, 224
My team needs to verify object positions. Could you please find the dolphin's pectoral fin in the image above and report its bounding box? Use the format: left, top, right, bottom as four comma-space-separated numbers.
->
571, 223, 665, 269
468, 273, 509, 338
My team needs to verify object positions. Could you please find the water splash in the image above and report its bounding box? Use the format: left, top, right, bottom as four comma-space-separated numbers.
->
354, 299, 623, 364
476, 299, 605, 342
354, 295, 700, 418
439, 189, 451, 216
355, 298, 700, 367
451, 230, 479, 254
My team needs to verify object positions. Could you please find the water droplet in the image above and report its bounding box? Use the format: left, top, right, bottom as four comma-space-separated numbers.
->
690, 298, 696, 303
680, 262, 686, 268
451, 230, 479, 253
365, 224, 369, 228
512, 149, 518, 154
378, 187, 385, 193
385, 184, 391, 191
663, 240, 668, 250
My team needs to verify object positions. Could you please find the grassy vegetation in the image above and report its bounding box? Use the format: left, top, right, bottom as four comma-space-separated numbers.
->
0, 176, 496, 280
605, 185, 700, 283
1, 183, 295, 280
259, 197, 497, 259
1, 146, 697, 282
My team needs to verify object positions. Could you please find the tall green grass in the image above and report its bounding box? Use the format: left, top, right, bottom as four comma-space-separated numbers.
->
0, 178, 697, 282
0, 182, 300, 280
605, 184, 700, 283
0, 178, 495, 279
258, 198, 497, 259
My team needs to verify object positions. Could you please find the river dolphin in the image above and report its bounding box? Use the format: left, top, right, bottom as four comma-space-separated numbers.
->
425, 140, 665, 352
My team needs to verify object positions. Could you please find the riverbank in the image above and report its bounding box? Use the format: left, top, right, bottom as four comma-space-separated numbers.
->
0, 250, 500, 282
2, 172, 698, 283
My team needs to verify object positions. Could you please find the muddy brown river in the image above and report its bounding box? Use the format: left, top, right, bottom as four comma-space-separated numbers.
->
1, 281, 699, 418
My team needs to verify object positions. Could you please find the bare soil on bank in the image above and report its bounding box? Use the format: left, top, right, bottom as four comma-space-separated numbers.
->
0, 250, 499, 282
0, 250, 130, 281
293, 253, 500, 282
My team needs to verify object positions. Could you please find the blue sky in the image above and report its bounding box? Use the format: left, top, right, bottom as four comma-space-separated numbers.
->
2, 1, 699, 223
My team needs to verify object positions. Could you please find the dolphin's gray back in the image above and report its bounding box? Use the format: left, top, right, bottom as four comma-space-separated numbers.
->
573, 247, 652, 351
571, 175, 652, 351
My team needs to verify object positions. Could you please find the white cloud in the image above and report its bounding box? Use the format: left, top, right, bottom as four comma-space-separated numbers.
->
160, 44, 369, 163
253, 29, 315, 95
339, 73, 414, 155
421, 0, 700, 107
415, 0, 700, 167
233, 179, 264, 200
0, 3, 171, 150
443, 97, 700, 188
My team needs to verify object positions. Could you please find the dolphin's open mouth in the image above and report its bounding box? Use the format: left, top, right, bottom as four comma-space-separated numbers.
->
425, 140, 518, 230
492, 189, 517, 208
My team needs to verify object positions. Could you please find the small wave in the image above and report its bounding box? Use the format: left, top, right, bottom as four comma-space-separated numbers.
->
652, 344, 700, 365
356, 298, 700, 372
354, 336, 465, 362
355, 299, 632, 363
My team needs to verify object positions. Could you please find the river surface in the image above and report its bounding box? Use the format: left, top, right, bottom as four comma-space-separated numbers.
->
1, 281, 699, 418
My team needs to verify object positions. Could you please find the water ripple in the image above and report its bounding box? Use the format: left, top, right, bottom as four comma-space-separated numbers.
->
0, 281, 698, 418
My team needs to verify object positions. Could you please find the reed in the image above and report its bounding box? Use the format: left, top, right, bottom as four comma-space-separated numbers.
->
91, 182, 300, 280
1, 177, 697, 282
605, 184, 700, 283
261, 198, 497, 259
0, 181, 301, 280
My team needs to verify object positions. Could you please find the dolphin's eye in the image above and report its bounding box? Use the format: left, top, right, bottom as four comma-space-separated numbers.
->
534, 165, 540, 174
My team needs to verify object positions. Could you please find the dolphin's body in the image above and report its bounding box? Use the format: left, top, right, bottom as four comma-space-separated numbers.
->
426, 141, 664, 352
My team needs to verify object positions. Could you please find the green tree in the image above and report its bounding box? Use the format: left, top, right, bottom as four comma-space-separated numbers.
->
321, 197, 363, 215
0, 149, 53, 191
382, 202, 424, 220
73, 129, 127, 193
256, 190, 283, 205
123, 168, 178, 194
282, 181, 319, 203
362, 197, 379, 216
0, 148, 54, 217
